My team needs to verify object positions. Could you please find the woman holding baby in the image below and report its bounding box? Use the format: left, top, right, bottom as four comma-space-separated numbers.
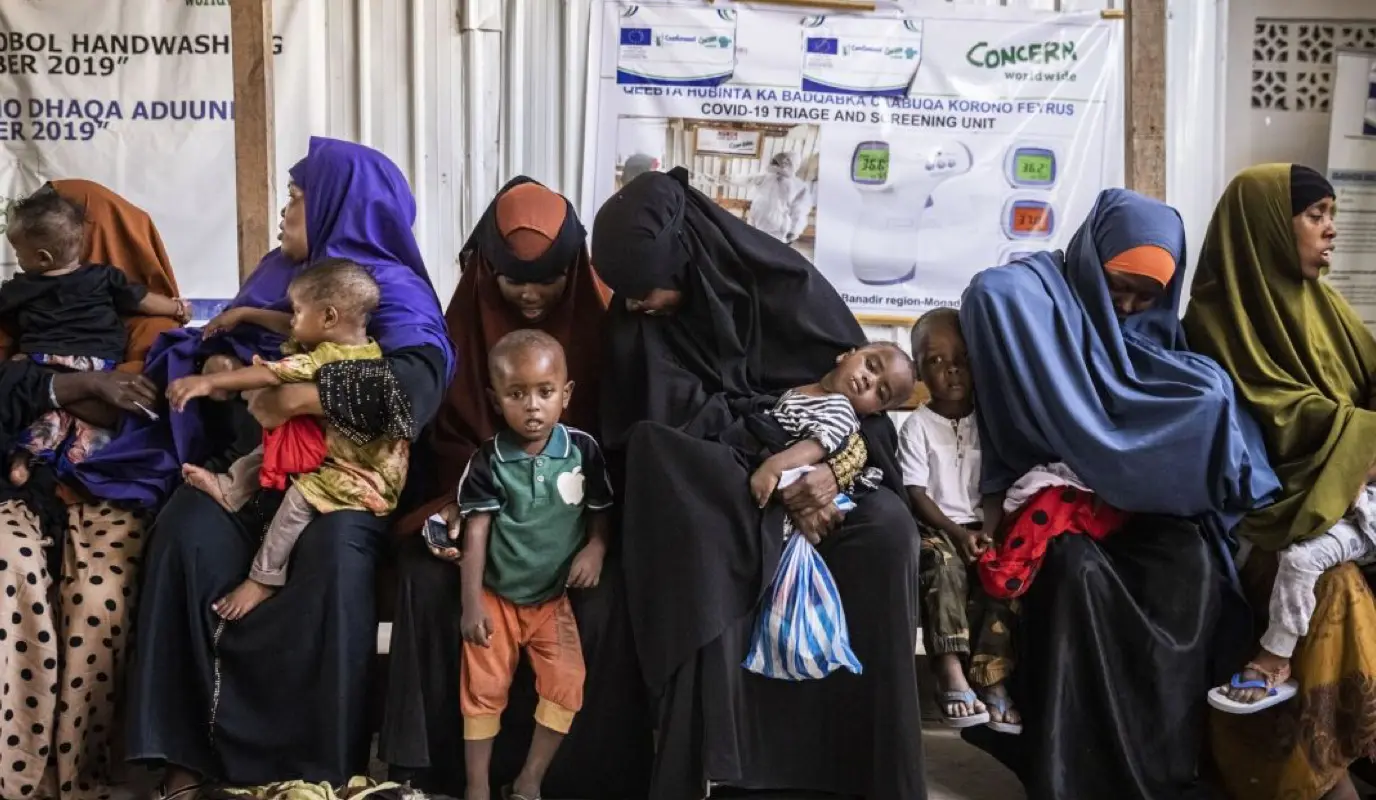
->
111, 137, 454, 798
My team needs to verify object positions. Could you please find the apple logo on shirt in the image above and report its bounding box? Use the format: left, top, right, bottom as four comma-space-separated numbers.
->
557, 467, 586, 505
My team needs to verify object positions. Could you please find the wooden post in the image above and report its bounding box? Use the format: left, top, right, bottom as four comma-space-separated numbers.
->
230, 0, 276, 284
1124, 0, 1166, 200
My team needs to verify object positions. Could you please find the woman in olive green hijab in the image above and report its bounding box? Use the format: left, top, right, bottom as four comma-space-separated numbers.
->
1185, 164, 1376, 800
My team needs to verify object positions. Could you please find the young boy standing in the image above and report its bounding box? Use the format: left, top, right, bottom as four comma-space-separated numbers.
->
899, 308, 1020, 734
457, 329, 611, 800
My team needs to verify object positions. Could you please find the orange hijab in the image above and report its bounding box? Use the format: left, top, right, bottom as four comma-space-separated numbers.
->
37, 180, 181, 372
393, 179, 609, 534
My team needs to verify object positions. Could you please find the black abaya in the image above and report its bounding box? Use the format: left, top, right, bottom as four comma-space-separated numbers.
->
125, 346, 446, 785
591, 169, 926, 799
378, 536, 653, 799
964, 516, 1237, 800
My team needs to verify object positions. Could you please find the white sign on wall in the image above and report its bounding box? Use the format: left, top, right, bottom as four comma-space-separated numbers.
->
0, 0, 323, 319
582, 1, 1125, 319
1326, 49, 1376, 331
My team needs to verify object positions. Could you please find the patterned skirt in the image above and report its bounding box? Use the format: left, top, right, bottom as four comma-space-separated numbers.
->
0, 500, 144, 800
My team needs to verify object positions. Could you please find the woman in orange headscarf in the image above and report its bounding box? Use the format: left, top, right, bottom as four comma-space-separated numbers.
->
380, 178, 652, 798
0, 179, 180, 800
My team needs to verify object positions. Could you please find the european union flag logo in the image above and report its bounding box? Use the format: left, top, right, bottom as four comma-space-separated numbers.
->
806, 37, 838, 55
620, 27, 651, 46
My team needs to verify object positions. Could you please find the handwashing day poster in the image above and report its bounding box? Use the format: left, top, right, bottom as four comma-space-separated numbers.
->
580, 1, 1125, 320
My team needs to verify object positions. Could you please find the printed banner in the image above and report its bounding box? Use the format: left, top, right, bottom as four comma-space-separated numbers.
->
582, 1, 1125, 319
1326, 50, 1376, 330
0, 0, 321, 318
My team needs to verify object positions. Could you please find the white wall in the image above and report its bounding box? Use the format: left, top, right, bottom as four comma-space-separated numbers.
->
1222, 0, 1376, 182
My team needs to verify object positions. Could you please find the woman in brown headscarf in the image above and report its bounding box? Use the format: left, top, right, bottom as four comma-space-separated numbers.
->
0, 179, 180, 800
380, 178, 652, 798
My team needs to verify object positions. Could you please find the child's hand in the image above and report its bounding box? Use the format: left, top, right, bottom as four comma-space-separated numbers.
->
952, 527, 991, 564
167, 375, 215, 412
750, 464, 781, 508
174, 298, 194, 325
203, 307, 248, 337
567, 539, 607, 589
461, 606, 493, 647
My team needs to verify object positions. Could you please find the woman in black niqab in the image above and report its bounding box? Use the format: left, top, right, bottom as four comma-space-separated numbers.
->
594, 168, 927, 800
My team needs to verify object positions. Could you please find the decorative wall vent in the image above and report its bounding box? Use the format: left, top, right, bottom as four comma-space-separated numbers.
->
1253, 20, 1376, 112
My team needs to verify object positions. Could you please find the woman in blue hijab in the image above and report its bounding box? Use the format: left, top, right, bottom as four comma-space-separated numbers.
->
123, 138, 454, 794
957, 189, 1277, 799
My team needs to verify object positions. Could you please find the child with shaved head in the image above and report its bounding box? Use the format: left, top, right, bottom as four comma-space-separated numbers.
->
167, 258, 409, 620
456, 329, 612, 800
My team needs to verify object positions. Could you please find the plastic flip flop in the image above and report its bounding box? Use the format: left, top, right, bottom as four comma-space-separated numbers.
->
935, 689, 991, 728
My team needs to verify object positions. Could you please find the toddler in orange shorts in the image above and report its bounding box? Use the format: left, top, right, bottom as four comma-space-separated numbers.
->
456, 329, 611, 800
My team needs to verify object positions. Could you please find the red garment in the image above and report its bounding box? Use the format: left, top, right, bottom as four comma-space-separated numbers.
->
259, 416, 328, 490
978, 486, 1130, 599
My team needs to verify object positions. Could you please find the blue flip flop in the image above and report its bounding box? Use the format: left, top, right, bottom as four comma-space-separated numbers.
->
935, 689, 990, 728
1207, 668, 1298, 715
978, 689, 1023, 735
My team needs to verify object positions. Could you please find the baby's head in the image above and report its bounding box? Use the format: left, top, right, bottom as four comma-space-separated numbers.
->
827, 341, 915, 417
286, 258, 379, 348
911, 308, 971, 407
5, 186, 84, 275
487, 329, 573, 445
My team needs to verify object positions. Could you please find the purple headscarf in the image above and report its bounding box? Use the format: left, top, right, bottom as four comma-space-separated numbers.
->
72, 136, 454, 506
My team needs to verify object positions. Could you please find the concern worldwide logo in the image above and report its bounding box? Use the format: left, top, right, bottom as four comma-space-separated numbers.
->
966, 38, 1078, 69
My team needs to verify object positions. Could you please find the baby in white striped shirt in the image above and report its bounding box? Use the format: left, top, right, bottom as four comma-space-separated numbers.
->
749, 342, 915, 518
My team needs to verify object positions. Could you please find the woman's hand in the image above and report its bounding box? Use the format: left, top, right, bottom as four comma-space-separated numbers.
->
777, 466, 840, 515
63, 371, 159, 414
788, 503, 843, 545
203, 307, 250, 337
246, 383, 322, 429
428, 503, 462, 563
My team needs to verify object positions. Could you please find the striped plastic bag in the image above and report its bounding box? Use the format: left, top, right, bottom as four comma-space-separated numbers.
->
742, 531, 863, 680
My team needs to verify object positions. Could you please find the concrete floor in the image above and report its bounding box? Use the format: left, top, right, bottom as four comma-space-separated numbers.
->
923, 725, 1024, 800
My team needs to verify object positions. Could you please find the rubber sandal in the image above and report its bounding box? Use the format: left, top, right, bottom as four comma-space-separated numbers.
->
978, 689, 1023, 735
1207, 661, 1298, 715
501, 786, 540, 800
151, 783, 205, 800
935, 689, 990, 728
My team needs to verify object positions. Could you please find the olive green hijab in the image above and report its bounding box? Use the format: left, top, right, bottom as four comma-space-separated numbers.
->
1183, 163, 1376, 550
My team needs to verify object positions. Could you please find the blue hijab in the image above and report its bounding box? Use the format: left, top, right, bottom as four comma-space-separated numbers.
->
960, 189, 1278, 526
72, 137, 454, 506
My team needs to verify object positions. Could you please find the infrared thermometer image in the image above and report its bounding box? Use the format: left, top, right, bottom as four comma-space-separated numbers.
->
849, 139, 973, 285
1000, 193, 1056, 241
1003, 143, 1060, 190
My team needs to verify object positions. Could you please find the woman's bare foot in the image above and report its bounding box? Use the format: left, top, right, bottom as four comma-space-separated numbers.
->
979, 681, 1022, 728
931, 652, 986, 720
8, 453, 30, 487
1321, 773, 1359, 800
213, 579, 276, 621
1222, 649, 1291, 705
181, 464, 234, 512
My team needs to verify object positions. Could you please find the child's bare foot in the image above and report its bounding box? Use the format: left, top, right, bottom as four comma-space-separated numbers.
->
201, 355, 240, 401
213, 579, 276, 621
1221, 649, 1291, 705
931, 652, 987, 723
8, 453, 30, 487
463, 785, 490, 800
181, 464, 234, 512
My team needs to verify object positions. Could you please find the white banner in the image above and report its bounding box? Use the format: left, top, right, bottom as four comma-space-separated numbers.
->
0, 0, 323, 319
1326, 49, 1376, 331
582, 1, 1125, 319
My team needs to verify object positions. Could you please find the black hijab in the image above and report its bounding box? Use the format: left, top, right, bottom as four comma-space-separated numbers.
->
593, 167, 864, 447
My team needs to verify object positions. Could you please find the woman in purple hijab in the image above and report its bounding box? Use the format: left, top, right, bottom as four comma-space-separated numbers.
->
123, 137, 454, 794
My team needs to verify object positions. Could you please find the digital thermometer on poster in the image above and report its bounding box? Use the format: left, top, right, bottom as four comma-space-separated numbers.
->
1003, 143, 1060, 190
1001, 194, 1056, 241
849, 139, 973, 286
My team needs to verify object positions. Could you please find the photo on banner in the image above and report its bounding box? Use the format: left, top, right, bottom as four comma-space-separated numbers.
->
583, 0, 1126, 321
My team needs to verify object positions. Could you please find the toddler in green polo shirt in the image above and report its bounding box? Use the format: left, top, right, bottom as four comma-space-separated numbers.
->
456, 329, 611, 800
